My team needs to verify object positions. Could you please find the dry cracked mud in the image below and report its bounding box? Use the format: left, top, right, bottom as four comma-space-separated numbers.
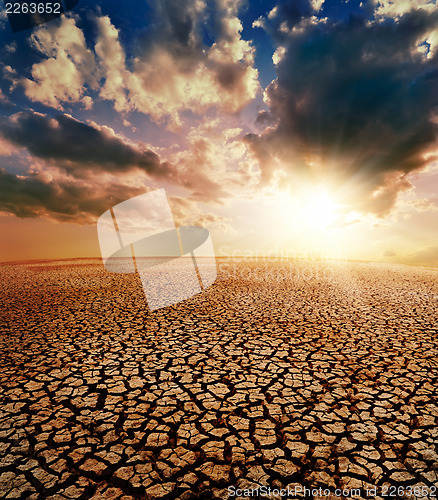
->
0, 258, 437, 500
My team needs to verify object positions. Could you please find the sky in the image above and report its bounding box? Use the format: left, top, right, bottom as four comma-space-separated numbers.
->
0, 0, 437, 266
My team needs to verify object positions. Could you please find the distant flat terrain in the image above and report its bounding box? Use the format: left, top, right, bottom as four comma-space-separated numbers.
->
1, 259, 437, 499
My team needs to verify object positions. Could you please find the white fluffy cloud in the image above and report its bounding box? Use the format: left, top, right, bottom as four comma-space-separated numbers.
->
95, 2, 259, 127
374, 0, 438, 19
22, 16, 97, 109
310, 0, 325, 12
21, 1, 259, 126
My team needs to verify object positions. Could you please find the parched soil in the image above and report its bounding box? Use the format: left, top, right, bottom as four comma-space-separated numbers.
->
0, 258, 437, 499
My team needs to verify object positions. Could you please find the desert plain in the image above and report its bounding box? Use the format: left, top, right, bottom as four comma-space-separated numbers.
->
0, 258, 437, 499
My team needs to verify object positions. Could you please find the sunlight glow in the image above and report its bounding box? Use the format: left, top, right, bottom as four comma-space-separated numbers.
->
270, 187, 342, 231
297, 188, 340, 230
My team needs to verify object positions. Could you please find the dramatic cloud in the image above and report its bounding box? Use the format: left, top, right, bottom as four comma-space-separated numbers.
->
0, 112, 169, 177
0, 168, 148, 223
21, 0, 259, 126
0, 112, 255, 224
0, 110, 261, 228
248, 8, 438, 216
0, 112, 176, 221
95, 0, 259, 126
0, 165, 235, 229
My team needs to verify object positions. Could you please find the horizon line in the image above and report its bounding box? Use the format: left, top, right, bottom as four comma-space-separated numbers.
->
1, 256, 437, 270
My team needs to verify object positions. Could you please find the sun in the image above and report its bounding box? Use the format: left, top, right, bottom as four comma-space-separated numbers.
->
297, 188, 340, 230
259, 185, 350, 257
270, 186, 341, 231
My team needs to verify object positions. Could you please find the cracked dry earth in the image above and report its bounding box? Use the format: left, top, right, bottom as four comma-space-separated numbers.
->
1, 258, 438, 500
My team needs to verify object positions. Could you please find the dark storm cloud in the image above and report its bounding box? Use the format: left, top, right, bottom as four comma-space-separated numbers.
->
0, 168, 147, 222
254, 0, 313, 43
138, 0, 205, 65
0, 112, 170, 176
248, 9, 438, 215
0, 110, 229, 221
